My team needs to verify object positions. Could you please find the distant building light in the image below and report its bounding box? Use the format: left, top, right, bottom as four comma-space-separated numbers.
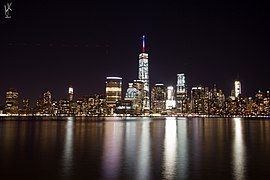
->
106, 77, 122, 80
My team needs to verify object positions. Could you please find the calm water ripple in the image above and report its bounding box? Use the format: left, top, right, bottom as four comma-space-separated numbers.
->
0, 117, 270, 179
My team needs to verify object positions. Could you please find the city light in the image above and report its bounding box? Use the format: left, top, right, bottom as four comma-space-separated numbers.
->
0, 37, 269, 117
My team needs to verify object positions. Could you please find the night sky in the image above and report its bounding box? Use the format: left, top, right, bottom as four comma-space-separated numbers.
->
1, 0, 269, 104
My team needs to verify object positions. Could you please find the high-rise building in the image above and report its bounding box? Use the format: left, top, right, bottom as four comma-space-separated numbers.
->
133, 80, 144, 114
58, 99, 70, 115
68, 86, 76, 115
22, 99, 31, 114
43, 91, 52, 106
234, 80, 241, 98
191, 86, 208, 114
166, 86, 176, 110
176, 73, 188, 113
106, 77, 122, 114
138, 35, 150, 111
68, 86, 74, 101
43, 91, 52, 114
5, 88, 19, 114
151, 84, 166, 113
209, 85, 225, 115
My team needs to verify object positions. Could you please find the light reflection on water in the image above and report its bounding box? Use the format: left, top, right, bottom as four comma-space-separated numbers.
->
163, 117, 177, 179
102, 122, 123, 179
62, 117, 74, 176
232, 118, 246, 180
136, 121, 151, 180
1, 117, 270, 179
177, 118, 188, 179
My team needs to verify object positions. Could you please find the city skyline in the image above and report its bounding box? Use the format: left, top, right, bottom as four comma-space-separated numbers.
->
1, 1, 270, 103
0, 34, 268, 105
1, 1, 270, 180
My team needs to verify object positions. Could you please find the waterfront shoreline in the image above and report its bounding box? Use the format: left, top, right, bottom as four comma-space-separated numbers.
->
0, 114, 269, 119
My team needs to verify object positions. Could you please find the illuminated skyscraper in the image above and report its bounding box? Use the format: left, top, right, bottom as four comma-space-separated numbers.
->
176, 73, 188, 113
43, 91, 52, 105
133, 80, 144, 114
43, 91, 52, 114
176, 74, 186, 94
138, 35, 150, 111
68, 86, 74, 101
191, 86, 208, 114
106, 77, 122, 114
5, 88, 19, 114
166, 86, 176, 110
234, 80, 241, 98
151, 84, 166, 113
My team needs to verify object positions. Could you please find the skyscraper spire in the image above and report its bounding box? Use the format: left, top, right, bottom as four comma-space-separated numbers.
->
142, 35, 146, 53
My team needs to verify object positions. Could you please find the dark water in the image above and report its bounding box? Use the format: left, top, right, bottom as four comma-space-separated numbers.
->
1, 117, 270, 179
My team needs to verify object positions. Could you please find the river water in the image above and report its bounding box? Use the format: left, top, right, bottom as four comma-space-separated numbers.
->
0, 117, 270, 179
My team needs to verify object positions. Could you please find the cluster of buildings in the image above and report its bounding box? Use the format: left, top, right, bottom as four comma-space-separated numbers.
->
1, 36, 269, 117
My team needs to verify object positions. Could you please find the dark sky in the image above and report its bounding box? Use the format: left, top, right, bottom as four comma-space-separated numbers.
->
1, 0, 270, 104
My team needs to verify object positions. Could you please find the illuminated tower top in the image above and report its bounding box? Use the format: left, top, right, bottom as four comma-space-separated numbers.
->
142, 35, 146, 53
68, 86, 74, 101
234, 80, 241, 98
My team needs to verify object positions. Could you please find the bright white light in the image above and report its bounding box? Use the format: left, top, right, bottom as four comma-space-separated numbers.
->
233, 118, 246, 180
163, 118, 177, 179
68, 87, 73, 94
177, 119, 188, 179
234, 81, 241, 97
106, 77, 122, 80
155, 83, 164, 86
167, 86, 174, 100
177, 74, 186, 93
62, 119, 74, 175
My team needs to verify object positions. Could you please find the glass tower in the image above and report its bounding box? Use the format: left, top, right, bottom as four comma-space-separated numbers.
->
138, 35, 150, 111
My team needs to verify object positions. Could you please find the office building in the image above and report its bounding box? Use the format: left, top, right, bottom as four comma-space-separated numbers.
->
106, 76, 122, 114
166, 86, 176, 110
68, 86, 74, 101
234, 80, 241, 98
5, 88, 19, 114
43, 91, 52, 114
151, 84, 166, 113
176, 73, 188, 113
191, 86, 207, 114
138, 35, 150, 111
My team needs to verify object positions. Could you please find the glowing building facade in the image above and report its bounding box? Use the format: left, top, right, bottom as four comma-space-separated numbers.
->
43, 91, 52, 114
151, 84, 166, 113
68, 86, 74, 101
166, 86, 176, 110
191, 86, 210, 114
5, 88, 19, 114
234, 80, 241, 98
106, 77, 122, 114
138, 35, 150, 111
176, 73, 188, 113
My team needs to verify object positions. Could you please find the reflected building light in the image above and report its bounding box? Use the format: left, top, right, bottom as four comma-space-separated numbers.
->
177, 118, 189, 179
233, 118, 246, 180
125, 122, 137, 173
102, 122, 123, 179
163, 117, 177, 179
62, 117, 74, 176
137, 121, 151, 180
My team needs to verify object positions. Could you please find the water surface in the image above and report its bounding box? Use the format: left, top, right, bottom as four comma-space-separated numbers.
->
1, 117, 270, 179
